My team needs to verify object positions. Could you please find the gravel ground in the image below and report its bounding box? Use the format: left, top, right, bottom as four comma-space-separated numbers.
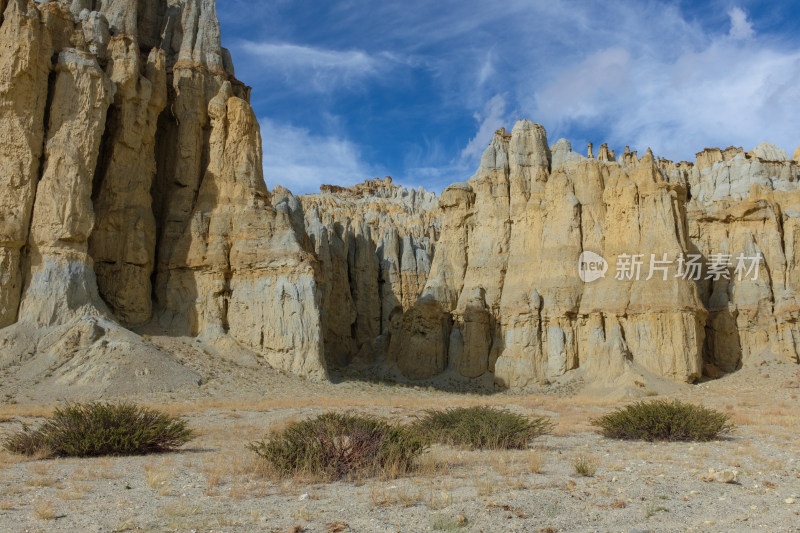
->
0, 354, 798, 532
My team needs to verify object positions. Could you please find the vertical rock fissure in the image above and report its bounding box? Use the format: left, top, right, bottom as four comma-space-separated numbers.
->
90, 105, 115, 202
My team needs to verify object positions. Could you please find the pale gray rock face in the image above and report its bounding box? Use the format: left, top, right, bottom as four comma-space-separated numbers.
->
551, 138, 583, 172
79, 9, 110, 60
299, 178, 439, 368
396, 121, 710, 386
751, 142, 789, 162
688, 150, 797, 205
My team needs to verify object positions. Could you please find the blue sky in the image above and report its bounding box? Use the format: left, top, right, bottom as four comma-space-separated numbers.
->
216, 1, 800, 194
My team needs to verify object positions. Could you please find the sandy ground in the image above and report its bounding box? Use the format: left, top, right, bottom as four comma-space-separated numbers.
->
0, 339, 799, 532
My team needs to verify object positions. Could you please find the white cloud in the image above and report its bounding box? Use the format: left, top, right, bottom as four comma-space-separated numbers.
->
240, 42, 395, 91
460, 94, 509, 161
536, 48, 632, 124
529, 29, 800, 162
259, 118, 377, 194
728, 7, 754, 40
476, 50, 495, 87
219, 0, 800, 192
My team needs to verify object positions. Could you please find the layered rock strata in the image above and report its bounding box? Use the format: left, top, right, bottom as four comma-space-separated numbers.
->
0, 0, 325, 393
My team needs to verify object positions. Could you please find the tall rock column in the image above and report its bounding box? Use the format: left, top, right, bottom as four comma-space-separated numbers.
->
19, 49, 114, 326
154, 0, 227, 328
0, 0, 52, 326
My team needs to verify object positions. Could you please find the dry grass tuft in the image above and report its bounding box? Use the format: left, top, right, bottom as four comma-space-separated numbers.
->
370, 483, 422, 507
26, 476, 60, 488
57, 483, 88, 501
572, 455, 598, 477
527, 449, 546, 474
33, 499, 57, 520
144, 463, 173, 496
160, 496, 200, 518
0, 499, 16, 510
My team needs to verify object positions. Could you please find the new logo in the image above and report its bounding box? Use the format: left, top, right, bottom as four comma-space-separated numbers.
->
578, 251, 608, 283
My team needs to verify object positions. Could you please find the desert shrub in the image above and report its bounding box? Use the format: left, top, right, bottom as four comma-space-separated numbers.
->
592, 399, 733, 442
4, 402, 194, 458
249, 412, 425, 480
412, 406, 553, 450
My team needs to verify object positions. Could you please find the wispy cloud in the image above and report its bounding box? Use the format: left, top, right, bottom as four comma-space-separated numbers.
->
260, 117, 378, 194
528, 5, 800, 161
240, 41, 398, 92
217, 0, 800, 194
728, 7, 754, 40
461, 94, 510, 162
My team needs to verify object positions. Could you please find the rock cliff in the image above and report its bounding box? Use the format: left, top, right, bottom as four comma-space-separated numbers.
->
0, 1, 797, 395
0, 0, 325, 396
388, 122, 800, 387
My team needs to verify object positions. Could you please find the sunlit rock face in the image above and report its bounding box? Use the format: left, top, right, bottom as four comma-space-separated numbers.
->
0, 0, 326, 394
0, 1, 797, 393
391, 122, 800, 386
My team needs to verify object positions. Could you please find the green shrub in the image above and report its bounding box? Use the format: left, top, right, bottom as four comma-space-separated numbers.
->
592, 400, 733, 442
249, 412, 426, 480
4, 402, 194, 458
412, 406, 553, 450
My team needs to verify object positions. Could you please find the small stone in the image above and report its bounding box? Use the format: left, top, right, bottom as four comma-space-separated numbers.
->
456, 515, 468, 525
786, 498, 795, 504
714, 470, 737, 483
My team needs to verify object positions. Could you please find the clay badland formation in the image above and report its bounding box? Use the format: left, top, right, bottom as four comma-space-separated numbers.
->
0, 0, 799, 397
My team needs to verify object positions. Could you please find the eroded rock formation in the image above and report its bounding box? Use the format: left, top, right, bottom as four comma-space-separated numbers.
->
298, 178, 438, 367
0, 0, 325, 396
0, 1, 797, 395
390, 121, 800, 387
